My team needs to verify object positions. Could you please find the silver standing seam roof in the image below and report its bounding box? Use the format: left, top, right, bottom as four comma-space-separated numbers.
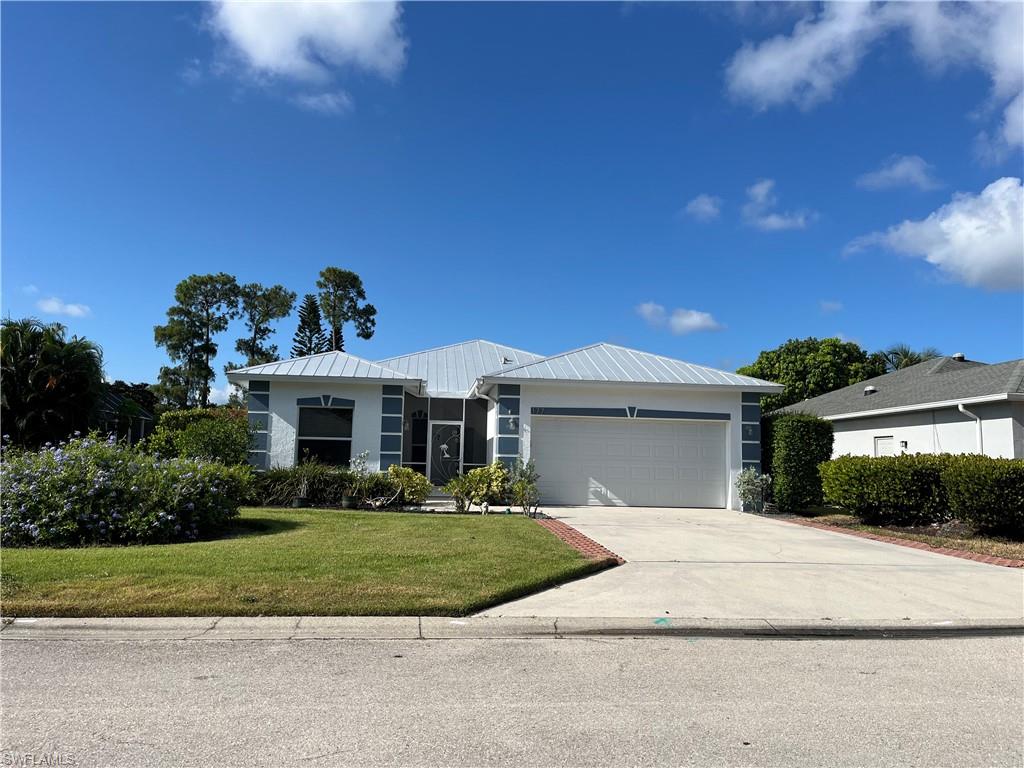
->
479, 343, 781, 390
226, 351, 420, 382
377, 340, 545, 397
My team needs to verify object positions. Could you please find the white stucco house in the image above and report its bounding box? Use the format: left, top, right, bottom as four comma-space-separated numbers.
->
779, 355, 1024, 459
226, 340, 783, 510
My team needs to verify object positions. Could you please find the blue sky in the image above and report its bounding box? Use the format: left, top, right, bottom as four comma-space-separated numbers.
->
3, 2, 1022, 399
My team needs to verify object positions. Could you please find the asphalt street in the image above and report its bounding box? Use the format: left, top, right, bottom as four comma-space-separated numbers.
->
2, 635, 1022, 767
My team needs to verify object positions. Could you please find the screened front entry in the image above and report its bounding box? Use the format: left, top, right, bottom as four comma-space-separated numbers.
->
403, 394, 488, 485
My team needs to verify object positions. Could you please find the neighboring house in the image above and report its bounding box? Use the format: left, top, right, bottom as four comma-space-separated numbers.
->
778, 355, 1024, 459
226, 339, 782, 510
93, 389, 155, 445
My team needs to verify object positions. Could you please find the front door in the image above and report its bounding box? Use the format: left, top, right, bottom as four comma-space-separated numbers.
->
429, 423, 462, 486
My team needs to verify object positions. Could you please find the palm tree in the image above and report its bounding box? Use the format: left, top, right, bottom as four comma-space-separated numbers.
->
882, 343, 942, 371
1, 318, 104, 447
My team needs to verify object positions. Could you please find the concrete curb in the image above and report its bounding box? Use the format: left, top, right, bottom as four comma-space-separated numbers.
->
2, 616, 1022, 641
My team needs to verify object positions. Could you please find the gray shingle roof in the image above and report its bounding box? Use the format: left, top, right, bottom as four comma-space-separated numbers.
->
378, 340, 545, 397
227, 351, 419, 382
779, 357, 1024, 418
480, 343, 782, 390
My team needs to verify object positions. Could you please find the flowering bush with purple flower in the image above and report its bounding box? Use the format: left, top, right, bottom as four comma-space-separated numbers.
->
1, 434, 253, 547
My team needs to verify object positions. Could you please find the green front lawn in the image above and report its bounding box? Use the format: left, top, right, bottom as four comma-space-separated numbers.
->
1, 508, 606, 617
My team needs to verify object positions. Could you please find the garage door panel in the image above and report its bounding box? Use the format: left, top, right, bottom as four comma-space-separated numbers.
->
531, 416, 727, 508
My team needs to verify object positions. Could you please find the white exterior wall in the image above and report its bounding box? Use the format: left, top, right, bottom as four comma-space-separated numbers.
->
830, 402, 1019, 459
517, 384, 747, 510
266, 381, 387, 469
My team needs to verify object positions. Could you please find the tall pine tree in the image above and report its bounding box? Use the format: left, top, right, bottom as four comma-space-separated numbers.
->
316, 267, 377, 352
291, 294, 330, 357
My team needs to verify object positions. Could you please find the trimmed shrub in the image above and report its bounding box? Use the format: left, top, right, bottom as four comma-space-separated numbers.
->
943, 455, 1024, 537
444, 462, 511, 512
770, 413, 833, 512
149, 407, 251, 465
820, 454, 952, 525
387, 465, 432, 505
1, 434, 252, 547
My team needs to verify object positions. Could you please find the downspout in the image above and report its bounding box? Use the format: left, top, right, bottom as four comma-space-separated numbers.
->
957, 403, 984, 454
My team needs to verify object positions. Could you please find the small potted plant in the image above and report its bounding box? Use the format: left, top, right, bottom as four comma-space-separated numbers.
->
735, 467, 771, 513
291, 477, 310, 508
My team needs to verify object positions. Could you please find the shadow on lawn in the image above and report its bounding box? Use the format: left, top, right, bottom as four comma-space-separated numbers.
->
220, 515, 303, 541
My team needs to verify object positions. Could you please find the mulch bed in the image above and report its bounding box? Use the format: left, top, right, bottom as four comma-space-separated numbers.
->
533, 516, 625, 565
781, 516, 1024, 568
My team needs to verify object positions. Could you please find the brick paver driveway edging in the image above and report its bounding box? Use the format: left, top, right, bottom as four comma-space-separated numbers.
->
781, 516, 1024, 569
533, 516, 625, 564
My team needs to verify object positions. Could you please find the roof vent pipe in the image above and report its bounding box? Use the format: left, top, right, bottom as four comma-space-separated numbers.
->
951, 352, 965, 361
863, 385, 878, 396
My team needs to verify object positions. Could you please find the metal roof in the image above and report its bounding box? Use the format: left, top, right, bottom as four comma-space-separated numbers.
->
778, 356, 1024, 418
480, 343, 782, 390
378, 340, 545, 397
226, 351, 420, 383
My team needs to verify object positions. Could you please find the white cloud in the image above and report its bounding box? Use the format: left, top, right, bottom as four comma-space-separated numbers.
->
636, 302, 723, 335
208, 1, 407, 83
180, 57, 203, 86
819, 300, 843, 314
36, 296, 92, 318
846, 177, 1023, 291
683, 193, 722, 221
21, 284, 39, 295
725, 2, 1024, 152
208, 381, 239, 406
292, 90, 353, 115
636, 301, 667, 325
856, 155, 941, 191
742, 178, 814, 231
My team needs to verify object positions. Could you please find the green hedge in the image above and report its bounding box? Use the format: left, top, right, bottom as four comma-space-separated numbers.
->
820, 454, 952, 525
250, 463, 432, 508
821, 454, 1024, 537
769, 413, 833, 512
943, 456, 1024, 537
148, 407, 251, 466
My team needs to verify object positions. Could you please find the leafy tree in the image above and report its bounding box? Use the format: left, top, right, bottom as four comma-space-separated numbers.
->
233, 283, 296, 368
316, 267, 377, 352
291, 293, 330, 357
0, 318, 104, 447
153, 273, 240, 408
881, 343, 941, 371
737, 337, 887, 413
108, 380, 159, 415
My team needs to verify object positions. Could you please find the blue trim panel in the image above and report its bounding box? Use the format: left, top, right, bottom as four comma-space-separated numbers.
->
627, 406, 637, 418
247, 392, 270, 410
248, 414, 268, 431
329, 397, 355, 408
247, 452, 268, 469
498, 417, 519, 435
496, 436, 519, 455
742, 461, 761, 472
249, 380, 270, 393
379, 453, 402, 471
742, 423, 761, 442
382, 385, 405, 396
381, 398, 403, 415
742, 443, 761, 461
530, 407, 629, 418
741, 392, 761, 404
741, 404, 761, 423
497, 384, 521, 396
635, 409, 730, 421
250, 433, 268, 451
381, 415, 402, 433
497, 456, 516, 470
497, 398, 520, 416
380, 434, 402, 453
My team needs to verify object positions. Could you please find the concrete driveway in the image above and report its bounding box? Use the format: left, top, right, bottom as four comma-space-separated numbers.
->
483, 507, 1024, 620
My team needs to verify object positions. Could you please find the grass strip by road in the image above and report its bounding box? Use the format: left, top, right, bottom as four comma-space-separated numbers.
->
1, 508, 608, 617
793, 512, 1024, 562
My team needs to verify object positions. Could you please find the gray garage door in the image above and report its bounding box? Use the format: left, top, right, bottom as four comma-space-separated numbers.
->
530, 416, 727, 508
